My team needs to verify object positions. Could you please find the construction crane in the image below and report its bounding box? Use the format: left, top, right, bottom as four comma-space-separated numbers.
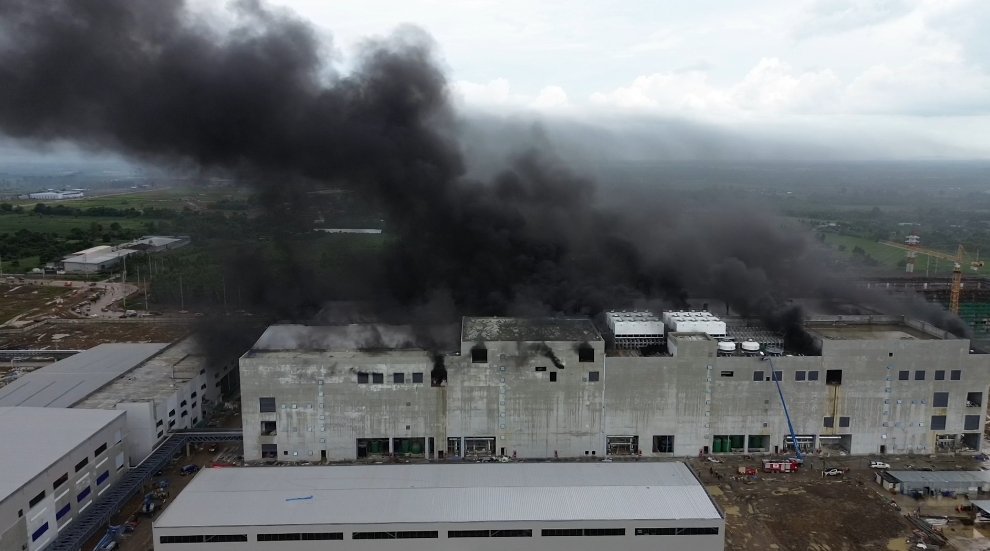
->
766, 355, 804, 463
878, 238, 984, 315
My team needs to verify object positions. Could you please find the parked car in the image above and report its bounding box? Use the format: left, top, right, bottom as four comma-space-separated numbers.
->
179, 464, 200, 476
870, 461, 891, 469
822, 468, 843, 477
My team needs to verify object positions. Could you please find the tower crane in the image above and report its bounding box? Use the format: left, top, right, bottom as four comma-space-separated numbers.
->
878, 238, 984, 315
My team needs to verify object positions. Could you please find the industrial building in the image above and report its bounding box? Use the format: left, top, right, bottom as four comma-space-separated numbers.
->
877, 470, 990, 496
61, 245, 138, 274
152, 462, 724, 551
0, 407, 128, 551
0, 339, 238, 464
240, 314, 990, 462
118, 235, 190, 253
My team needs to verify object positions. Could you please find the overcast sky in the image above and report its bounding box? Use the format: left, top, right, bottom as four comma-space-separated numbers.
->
264, 0, 989, 158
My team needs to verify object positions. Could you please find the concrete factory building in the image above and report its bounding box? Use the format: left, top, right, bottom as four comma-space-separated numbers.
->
153, 463, 724, 551
61, 245, 138, 274
0, 339, 238, 464
240, 314, 990, 462
0, 407, 127, 551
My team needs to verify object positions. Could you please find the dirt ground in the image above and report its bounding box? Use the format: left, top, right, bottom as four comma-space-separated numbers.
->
695, 453, 990, 551
0, 319, 190, 349
0, 283, 77, 325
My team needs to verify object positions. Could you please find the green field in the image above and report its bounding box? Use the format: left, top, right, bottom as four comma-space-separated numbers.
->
6, 187, 251, 212
821, 233, 990, 277
0, 213, 154, 235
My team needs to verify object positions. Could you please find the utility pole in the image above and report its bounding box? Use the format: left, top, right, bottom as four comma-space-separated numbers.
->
222, 275, 227, 315
179, 274, 184, 311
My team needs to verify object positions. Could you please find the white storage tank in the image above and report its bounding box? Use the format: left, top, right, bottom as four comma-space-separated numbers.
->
741, 340, 761, 354
717, 341, 737, 355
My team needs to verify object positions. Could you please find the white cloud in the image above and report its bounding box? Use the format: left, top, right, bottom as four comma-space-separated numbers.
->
531, 86, 570, 109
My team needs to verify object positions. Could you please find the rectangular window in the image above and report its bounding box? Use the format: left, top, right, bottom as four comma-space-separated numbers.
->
795, 371, 806, 381
931, 415, 947, 430
549, 372, 557, 382
753, 370, 764, 381
898, 370, 909, 381
535, 366, 547, 372
180, 400, 187, 407
720, 371, 734, 377
94, 442, 107, 457
448, 530, 533, 538
393, 373, 405, 384
76, 487, 91, 503
74, 457, 88, 472
807, 371, 819, 381
652, 435, 675, 453
357, 372, 369, 384
965, 415, 981, 431
191, 392, 197, 398
96, 471, 110, 486
181, 410, 188, 417
951, 370, 962, 381
29, 490, 45, 508
168, 420, 176, 428
915, 370, 926, 381
772, 371, 782, 382
56, 503, 71, 521
191, 402, 197, 409
31, 522, 48, 542
412, 372, 424, 383
542, 529, 583, 537
168, 409, 176, 417
542, 528, 625, 536
933, 392, 949, 408
636, 527, 718, 535
935, 370, 945, 380
826, 369, 842, 385
160, 535, 205, 544
203, 535, 249, 542
353, 531, 438, 539
839, 416, 850, 428
578, 347, 595, 362
53, 472, 69, 490
588, 371, 600, 382
471, 348, 488, 363
372, 373, 384, 384
823, 416, 834, 428
257, 533, 343, 541
156, 419, 164, 427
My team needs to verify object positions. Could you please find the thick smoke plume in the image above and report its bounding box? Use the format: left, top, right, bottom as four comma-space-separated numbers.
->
0, 0, 970, 347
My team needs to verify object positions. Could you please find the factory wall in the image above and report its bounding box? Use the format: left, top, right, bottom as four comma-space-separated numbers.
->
153, 520, 723, 551
239, 329, 990, 462
0, 414, 127, 551
241, 351, 443, 461
446, 339, 606, 458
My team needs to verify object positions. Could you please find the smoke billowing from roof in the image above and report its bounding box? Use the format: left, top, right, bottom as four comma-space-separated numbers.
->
0, 0, 970, 343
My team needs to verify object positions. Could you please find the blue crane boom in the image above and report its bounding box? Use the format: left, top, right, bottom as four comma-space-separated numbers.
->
767, 355, 804, 462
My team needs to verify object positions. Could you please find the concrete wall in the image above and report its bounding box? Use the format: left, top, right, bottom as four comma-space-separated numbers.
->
239, 324, 990, 462
153, 520, 724, 551
0, 413, 127, 551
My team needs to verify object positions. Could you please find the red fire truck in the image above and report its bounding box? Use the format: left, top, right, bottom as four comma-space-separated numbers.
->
762, 459, 801, 473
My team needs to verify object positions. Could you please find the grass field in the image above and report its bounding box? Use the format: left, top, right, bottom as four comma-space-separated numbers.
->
6, 186, 251, 212
0, 213, 153, 235
822, 233, 990, 277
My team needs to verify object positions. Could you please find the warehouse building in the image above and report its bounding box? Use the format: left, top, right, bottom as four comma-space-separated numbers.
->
877, 470, 990, 496
118, 235, 190, 253
61, 245, 138, 274
0, 339, 237, 464
0, 407, 128, 551
240, 314, 990, 462
152, 462, 724, 551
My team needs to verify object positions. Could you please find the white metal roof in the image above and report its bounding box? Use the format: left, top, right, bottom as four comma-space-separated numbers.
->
885, 471, 990, 485
0, 343, 168, 407
0, 407, 124, 502
154, 463, 721, 529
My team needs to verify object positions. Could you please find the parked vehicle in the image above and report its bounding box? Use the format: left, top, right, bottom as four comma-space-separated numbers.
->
870, 461, 891, 469
179, 464, 200, 476
822, 468, 843, 477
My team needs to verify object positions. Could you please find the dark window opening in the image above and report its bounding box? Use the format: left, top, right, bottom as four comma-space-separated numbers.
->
967, 392, 983, 407
808, 371, 819, 381
898, 370, 909, 381
931, 415, 947, 430
720, 370, 734, 377
94, 442, 108, 457
471, 347, 488, 363
795, 371, 806, 381
168, 409, 176, 417
588, 371, 600, 382
635, 527, 719, 535
96, 471, 109, 485
204, 535, 248, 542
951, 370, 962, 381
180, 400, 187, 407
412, 372, 424, 384
653, 435, 674, 453
257, 533, 343, 541
357, 372, 369, 384
839, 416, 850, 428
826, 369, 842, 385
535, 366, 547, 372
160, 536, 204, 544
915, 370, 926, 381
935, 370, 945, 380
823, 416, 834, 428
393, 373, 405, 384
965, 414, 981, 431
74, 457, 88, 472
753, 370, 764, 382
261, 421, 277, 435
53, 472, 68, 490
261, 444, 277, 459
259, 397, 276, 412
549, 372, 557, 382
32, 522, 49, 542
353, 531, 438, 539
448, 530, 532, 538
76, 487, 91, 503
372, 373, 384, 384
933, 392, 949, 408
29, 490, 45, 508
431, 355, 448, 387
578, 346, 595, 362
542, 528, 625, 537
56, 503, 70, 521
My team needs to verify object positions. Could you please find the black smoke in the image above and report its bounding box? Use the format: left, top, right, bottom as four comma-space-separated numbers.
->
0, 0, 970, 343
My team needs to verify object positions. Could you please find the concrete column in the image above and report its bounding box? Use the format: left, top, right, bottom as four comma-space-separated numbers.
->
461, 436, 466, 458
388, 437, 394, 455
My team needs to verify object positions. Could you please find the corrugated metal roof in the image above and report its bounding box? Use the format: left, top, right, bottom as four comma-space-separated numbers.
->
970, 500, 990, 513
885, 471, 990, 485
462, 317, 602, 343
154, 463, 720, 529
0, 407, 124, 501
0, 343, 168, 407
